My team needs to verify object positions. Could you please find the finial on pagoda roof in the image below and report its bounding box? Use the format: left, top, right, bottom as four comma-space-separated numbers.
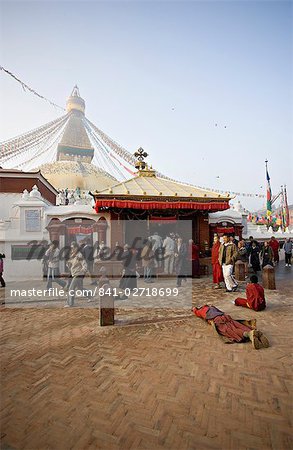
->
134, 148, 156, 177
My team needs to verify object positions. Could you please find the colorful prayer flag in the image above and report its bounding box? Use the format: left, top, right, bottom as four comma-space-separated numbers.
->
284, 185, 290, 228
266, 162, 272, 219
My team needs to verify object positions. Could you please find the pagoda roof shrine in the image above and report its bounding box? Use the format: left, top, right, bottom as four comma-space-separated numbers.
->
94, 149, 230, 213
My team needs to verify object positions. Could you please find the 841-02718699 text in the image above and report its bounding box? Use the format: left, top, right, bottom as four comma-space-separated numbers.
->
100, 287, 179, 297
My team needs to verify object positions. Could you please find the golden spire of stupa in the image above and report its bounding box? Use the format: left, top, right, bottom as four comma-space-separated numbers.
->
66, 85, 86, 114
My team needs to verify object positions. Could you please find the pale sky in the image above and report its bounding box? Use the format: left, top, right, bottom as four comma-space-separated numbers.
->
0, 0, 292, 211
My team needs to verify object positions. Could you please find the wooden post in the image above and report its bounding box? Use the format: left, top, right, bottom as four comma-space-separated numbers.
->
235, 260, 246, 281
262, 264, 276, 290
99, 282, 114, 326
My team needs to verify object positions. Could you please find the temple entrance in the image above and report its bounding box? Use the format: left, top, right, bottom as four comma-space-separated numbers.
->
120, 215, 199, 248
63, 218, 96, 247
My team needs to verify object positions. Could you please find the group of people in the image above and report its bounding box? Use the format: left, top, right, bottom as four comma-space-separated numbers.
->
140, 232, 199, 286
33, 230, 293, 308
42, 234, 196, 305
198, 233, 293, 349
117, 234, 198, 296
44, 240, 88, 307
145, 232, 200, 280
211, 234, 292, 292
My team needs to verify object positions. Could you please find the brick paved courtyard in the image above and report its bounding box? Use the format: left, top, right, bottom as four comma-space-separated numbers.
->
0, 267, 292, 450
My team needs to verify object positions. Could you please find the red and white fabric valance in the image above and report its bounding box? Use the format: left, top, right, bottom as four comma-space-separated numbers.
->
95, 199, 229, 212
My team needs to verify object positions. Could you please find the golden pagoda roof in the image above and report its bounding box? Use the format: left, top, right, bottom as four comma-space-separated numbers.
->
94, 167, 230, 201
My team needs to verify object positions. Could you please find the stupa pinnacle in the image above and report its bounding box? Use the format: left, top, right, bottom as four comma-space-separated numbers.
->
66, 85, 86, 115
57, 86, 94, 162
0, 86, 139, 191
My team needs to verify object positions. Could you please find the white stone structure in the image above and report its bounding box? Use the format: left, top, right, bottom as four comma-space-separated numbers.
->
0, 186, 110, 281
209, 201, 248, 240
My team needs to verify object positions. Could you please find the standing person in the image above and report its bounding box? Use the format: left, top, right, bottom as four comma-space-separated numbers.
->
188, 239, 200, 278
246, 236, 254, 250
234, 275, 266, 311
149, 232, 163, 268
249, 241, 261, 274
65, 242, 88, 307
212, 235, 223, 288
237, 240, 249, 277
0, 253, 5, 288
83, 238, 98, 286
260, 241, 274, 268
230, 234, 239, 247
163, 233, 176, 275
119, 245, 138, 298
175, 237, 188, 287
41, 243, 49, 280
283, 238, 292, 267
45, 241, 66, 289
149, 231, 163, 252
82, 238, 94, 273
218, 234, 238, 292
113, 242, 123, 260
269, 236, 280, 264
247, 236, 259, 256
97, 241, 107, 260
141, 240, 155, 283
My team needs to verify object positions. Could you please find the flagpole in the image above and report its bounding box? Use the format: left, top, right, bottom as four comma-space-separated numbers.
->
265, 160, 268, 228
284, 185, 289, 229
281, 185, 285, 231
265, 159, 271, 228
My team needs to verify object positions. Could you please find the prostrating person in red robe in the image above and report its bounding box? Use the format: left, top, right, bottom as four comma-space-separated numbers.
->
188, 239, 200, 278
192, 305, 269, 349
234, 275, 266, 311
269, 236, 280, 264
211, 235, 224, 288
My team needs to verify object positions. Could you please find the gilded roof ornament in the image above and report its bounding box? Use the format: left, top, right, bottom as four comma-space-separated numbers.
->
134, 148, 156, 177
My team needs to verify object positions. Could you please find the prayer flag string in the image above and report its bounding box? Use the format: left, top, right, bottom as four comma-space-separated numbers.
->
0, 66, 65, 111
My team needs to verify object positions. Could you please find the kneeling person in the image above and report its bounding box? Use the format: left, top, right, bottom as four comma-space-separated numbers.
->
234, 275, 266, 311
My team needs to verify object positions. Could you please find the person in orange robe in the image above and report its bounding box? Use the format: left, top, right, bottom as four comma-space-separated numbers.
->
211, 235, 223, 288
269, 236, 280, 264
192, 304, 269, 349
234, 275, 266, 311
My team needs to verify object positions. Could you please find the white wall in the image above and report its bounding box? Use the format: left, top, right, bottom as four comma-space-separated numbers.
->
0, 193, 22, 220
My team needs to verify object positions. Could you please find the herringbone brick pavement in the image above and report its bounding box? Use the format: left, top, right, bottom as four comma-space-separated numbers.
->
0, 276, 292, 450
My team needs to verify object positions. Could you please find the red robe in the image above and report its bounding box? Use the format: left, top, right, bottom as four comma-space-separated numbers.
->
235, 283, 266, 311
192, 305, 253, 343
269, 239, 280, 262
211, 241, 223, 283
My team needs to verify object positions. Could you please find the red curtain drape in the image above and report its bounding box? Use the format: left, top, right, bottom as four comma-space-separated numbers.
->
67, 226, 93, 235
95, 199, 229, 212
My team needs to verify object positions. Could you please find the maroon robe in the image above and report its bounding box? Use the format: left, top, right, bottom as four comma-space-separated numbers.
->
193, 305, 255, 344
211, 241, 223, 284
235, 283, 266, 311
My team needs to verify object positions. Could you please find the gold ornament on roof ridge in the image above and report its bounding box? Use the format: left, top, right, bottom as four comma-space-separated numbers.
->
134, 148, 156, 177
